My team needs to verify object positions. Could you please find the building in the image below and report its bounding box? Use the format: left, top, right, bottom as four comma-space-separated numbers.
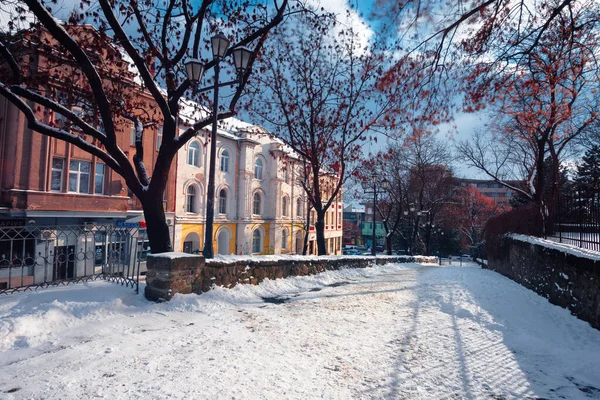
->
456, 178, 519, 206
0, 25, 175, 288
360, 203, 387, 249
173, 101, 343, 256
342, 205, 365, 246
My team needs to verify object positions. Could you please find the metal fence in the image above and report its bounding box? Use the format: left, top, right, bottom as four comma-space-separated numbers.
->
549, 193, 600, 252
0, 223, 147, 295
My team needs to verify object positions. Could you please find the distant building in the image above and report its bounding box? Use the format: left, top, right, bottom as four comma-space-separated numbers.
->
360, 203, 387, 249
342, 205, 365, 246
455, 178, 521, 206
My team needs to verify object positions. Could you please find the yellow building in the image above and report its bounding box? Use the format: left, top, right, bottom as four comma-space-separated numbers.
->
173, 100, 342, 256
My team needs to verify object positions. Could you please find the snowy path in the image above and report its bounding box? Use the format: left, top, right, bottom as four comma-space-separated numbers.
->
1, 262, 600, 399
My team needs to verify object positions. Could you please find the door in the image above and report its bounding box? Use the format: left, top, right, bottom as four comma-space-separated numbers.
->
217, 230, 229, 255
54, 245, 75, 280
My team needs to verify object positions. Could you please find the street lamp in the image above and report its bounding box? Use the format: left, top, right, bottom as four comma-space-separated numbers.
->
185, 34, 253, 259
361, 175, 389, 256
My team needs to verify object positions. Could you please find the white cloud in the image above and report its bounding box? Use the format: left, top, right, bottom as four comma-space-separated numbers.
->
305, 0, 373, 51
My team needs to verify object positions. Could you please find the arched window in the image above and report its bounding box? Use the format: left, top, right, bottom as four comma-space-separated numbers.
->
220, 151, 229, 172
218, 189, 227, 215
282, 228, 288, 250
186, 186, 196, 213
188, 142, 199, 166
282, 196, 288, 217
254, 158, 263, 180
296, 198, 303, 217
282, 167, 288, 183
253, 192, 261, 215
252, 229, 262, 254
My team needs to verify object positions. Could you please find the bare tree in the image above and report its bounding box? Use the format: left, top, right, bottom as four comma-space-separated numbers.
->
247, 11, 396, 255
0, 0, 293, 253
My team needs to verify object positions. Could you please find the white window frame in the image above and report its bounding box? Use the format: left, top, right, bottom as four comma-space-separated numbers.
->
282, 167, 288, 183
94, 163, 105, 195
220, 151, 229, 172
218, 189, 227, 215
188, 142, 200, 167
186, 186, 196, 213
282, 229, 288, 250
254, 158, 263, 180
51, 157, 64, 192
252, 229, 262, 254
157, 125, 163, 151
282, 196, 288, 217
129, 122, 136, 146
68, 160, 91, 194
253, 192, 261, 216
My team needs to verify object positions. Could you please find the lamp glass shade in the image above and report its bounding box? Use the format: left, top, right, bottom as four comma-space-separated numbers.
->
381, 178, 390, 190
185, 59, 204, 83
417, 211, 422, 216
211, 33, 230, 60
409, 206, 415, 212
361, 181, 368, 190
232, 46, 252, 73
403, 211, 408, 216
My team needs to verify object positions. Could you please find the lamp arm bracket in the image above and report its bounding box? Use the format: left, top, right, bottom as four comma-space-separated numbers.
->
196, 80, 239, 94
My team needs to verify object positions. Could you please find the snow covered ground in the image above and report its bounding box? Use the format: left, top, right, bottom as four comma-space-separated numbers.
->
1, 262, 600, 399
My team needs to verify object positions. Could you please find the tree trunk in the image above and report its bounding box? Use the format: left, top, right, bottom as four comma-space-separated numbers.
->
142, 194, 173, 254
302, 205, 311, 255
315, 209, 327, 255
385, 234, 392, 255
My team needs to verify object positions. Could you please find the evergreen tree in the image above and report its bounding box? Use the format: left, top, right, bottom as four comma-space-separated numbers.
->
575, 145, 600, 197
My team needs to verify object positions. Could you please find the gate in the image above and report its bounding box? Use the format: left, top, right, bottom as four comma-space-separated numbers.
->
0, 223, 147, 294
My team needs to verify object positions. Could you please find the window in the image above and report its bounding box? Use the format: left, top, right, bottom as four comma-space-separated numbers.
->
253, 192, 261, 215
282, 196, 288, 217
282, 229, 288, 250
188, 142, 200, 166
252, 229, 262, 254
218, 189, 227, 214
94, 163, 105, 194
254, 158, 263, 180
157, 125, 163, 151
129, 123, 136, 146
186, 186, 196, 213
68, 160, 90, 193
220, 151, 229, 172
282, 167, 288, 183
51, 158, 64, 191
296, 198, 303, 217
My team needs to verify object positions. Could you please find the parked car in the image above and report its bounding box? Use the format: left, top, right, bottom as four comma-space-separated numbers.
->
344, 249, 362, 255
461, 254, 472, 261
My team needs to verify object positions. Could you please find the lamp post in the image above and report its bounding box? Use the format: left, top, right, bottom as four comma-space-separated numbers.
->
361, 175, 389, 256
185, 34, 253, 259
403, 205, 430, 256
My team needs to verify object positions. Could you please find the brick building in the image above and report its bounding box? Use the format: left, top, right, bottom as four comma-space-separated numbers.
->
0, 24, 175, 288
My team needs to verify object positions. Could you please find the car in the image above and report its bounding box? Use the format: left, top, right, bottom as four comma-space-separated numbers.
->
461, 254, 472, 261
344, 249, 362, 255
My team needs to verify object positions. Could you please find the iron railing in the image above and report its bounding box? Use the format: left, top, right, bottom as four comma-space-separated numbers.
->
0, 223, 147, 294
549, 193, 600, 252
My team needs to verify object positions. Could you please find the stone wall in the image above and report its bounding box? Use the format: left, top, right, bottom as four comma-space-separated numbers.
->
145, 255, 436, 301
487, 236, 600, 330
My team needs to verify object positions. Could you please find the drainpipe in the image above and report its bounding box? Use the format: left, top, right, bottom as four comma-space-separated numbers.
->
234, 140, 242, 254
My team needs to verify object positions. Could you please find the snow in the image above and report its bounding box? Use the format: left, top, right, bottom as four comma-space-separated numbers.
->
1, 262, 600, 399
510, 234, 600, 261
